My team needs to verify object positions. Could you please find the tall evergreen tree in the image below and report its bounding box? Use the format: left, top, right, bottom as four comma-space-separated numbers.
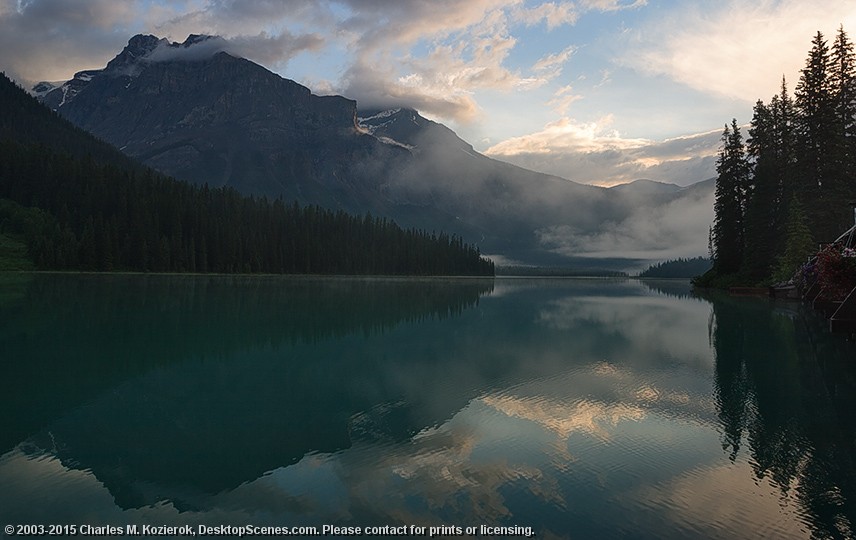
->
742, 79, 799, 280
703, 27, 855, 287
743, 100, 777, 279
773, 195, 816, 283
795, 31, 837, 241
830, 25, 856, 143
829, 24, 856, 225
771, 77, 798, 207
712, 120, 751, 275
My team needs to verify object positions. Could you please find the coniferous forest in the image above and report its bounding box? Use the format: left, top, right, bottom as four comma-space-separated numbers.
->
638, 257, 711, 279
0, 74, 494, 276
699, 25, 856, 287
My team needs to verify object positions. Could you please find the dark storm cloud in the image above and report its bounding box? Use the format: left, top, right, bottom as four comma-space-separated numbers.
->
0, 0, 135, 83
0, 0, 326, 85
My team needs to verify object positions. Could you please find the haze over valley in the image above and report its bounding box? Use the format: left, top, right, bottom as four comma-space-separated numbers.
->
3, 0, 854, 270
26, 32, 716, 271
4, 4, 856, 539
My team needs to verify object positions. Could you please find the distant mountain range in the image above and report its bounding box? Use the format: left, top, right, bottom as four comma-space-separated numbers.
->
34, 34, 714, 269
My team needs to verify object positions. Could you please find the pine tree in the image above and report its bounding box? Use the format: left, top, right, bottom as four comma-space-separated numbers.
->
829, 24, 856, 227
773, 195, 815, 282
743, 100, 776, 279
703, 27, 855, 286
771, 77, 798, 209
742, 77, 801, 281
712, 120, 751, 275
830, 25, 856, 144
795, 31, 837, 241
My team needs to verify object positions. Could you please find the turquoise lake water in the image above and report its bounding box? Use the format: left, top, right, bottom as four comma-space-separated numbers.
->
0, 274, 854, 539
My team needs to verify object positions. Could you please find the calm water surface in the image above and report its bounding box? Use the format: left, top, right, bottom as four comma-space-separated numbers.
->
1, 274, 855, 539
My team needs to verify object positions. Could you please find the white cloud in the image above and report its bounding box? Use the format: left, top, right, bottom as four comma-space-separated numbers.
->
152, 0, 325, 41
486, 115, 648, 155
622, 0, 856, 102
300, 0, 647, 122
340, 58, 483, 121
511, 0, 646, 29
140, 32, 325, 67
580, 0, 647, 11
338, 0, 515, 51
223, 31, 325, 67
592, 69, 611, 88
533, 45, 575, 77
336, 1, 540, 121
484, 118, 720, 185
548, 84, 584, 115
512, 1, 579, 29
547, 85, 583, 117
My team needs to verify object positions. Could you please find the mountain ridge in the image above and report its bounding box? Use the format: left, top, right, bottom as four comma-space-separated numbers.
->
31, 34, 714, 268
0, 72, 494, 276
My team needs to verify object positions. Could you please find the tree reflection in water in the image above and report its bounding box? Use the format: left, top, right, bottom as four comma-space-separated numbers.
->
704, 291, 856, 539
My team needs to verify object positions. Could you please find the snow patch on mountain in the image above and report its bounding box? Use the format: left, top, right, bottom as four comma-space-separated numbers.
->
358, 109, 402, 123
376, 136, 414, 150
32, 34, 238, 108
30, 81, 57, 97
57, 84, 71, 107
357, 109, 403, 135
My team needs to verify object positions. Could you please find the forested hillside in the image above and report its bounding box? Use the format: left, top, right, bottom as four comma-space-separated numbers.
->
638, 257, 711, 278
0, 74, 494, 276
700, 25, 856, 287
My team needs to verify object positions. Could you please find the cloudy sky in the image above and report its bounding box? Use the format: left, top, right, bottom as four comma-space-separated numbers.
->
1, 0, 855, 186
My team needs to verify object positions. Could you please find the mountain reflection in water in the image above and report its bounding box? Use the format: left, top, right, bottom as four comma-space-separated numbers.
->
0, 275, 854, 539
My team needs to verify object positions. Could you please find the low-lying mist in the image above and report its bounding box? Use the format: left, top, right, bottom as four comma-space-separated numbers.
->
364, 113, 715, 272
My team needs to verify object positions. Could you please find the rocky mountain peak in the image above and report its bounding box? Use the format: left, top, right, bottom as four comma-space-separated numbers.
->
31, 81, 57, 97
25, 33, 714, 267
181, 34, 220, 47
359, 107, 473, 153
127, 33, 164, 53
103, 34, 169, 76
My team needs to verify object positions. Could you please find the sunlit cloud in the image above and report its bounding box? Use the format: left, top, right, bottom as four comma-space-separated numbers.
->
3, 0, 824, 191
512, 2, 579, 29
340, 58, 482, 121
338, 0, 515, 51
484, 118, 720, 185
592, 69, 611, 88
580, 0, 648, 11
482, 394, 646, 440
485, 116, 648, 155
622, 0, 856, 102
548, 85, 584, 115
334, 2, 524, 120
532, 45, 576, 78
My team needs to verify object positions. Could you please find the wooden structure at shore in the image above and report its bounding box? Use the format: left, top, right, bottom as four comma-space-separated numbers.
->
732, 214, 856, 336
830, 288, 856, 334
800, 218, 856, 335
801, 279, 856, 334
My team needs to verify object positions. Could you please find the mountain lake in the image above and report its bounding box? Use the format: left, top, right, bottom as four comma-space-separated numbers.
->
1, 274, 854, 539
